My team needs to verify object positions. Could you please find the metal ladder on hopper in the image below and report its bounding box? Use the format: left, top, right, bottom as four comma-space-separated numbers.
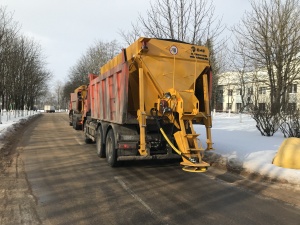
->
178, 114, 209, 172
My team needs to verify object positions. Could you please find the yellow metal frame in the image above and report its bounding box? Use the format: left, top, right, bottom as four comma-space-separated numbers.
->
99, 37, 213, 172
138, 68, 147, 156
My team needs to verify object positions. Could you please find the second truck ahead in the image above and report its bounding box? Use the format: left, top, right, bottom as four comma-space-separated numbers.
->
77, 37, 213, 172
69, 85, 88, 130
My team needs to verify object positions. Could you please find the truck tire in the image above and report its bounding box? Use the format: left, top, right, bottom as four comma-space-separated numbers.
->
83, 121, 92, 144
72, 119, 76, 129
69, 116, 73, 126
73, 119, 80, 130
105, 129, 118, 167
69, 112, 73, 126
96, 126, 105, 158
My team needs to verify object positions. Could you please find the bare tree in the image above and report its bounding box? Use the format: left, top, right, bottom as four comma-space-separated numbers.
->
119, 22, 141, 46
209, 41, 229, 110
280, 109, 300, 137
85, 40, 120, 75
4, 35, 51, 110
0, 6, 51, 111
53, 80, 64, 110
119, 0, 227, 112
64, 40, 121, 101
0, 6, 19, 109
228, 41, 267, 113
233, 0, 300, 114
130, 0, 224, 45
252, 103, 281, 136
120, 0, 225, 52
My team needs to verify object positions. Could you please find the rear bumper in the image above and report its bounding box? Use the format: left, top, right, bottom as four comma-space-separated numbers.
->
117, 154, 181, 161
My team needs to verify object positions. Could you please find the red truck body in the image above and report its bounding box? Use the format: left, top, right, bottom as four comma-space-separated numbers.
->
88, 55, 132, 124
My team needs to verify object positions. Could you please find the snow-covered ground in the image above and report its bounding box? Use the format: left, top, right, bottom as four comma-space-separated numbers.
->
196, 112, 300, 186
0, 110, 40, 149
0, 110, 35, 123
1, 110, 299, 186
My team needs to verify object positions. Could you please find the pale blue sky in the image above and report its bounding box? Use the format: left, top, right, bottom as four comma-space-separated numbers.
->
1, 0, 251, 84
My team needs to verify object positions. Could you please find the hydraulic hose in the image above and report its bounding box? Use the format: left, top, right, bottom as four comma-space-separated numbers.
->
159, 127, 181, 156
158, 127, 191, 162
150, 108, 192, 162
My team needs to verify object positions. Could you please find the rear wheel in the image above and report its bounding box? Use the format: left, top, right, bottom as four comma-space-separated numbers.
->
106, 129, 118, 167
69, 111, 73, 126
73, 118, 80, 130
96, 126, 105, 158
83, 121, 92, 144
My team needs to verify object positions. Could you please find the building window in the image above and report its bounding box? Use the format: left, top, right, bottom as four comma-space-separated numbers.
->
236, 103, 242, 112
216, 103, 223, 111
288, 84, 297, 93
247, 87, 253, 95
217, 89, 223, 95
259, 87, 266, 94
228, 89, 233, 96
259, 103, 266, 111
236, 89, 242, 95
227, 103, 232, 110
288, 103, 296, 112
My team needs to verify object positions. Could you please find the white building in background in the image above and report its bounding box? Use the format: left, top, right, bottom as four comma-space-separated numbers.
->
215, 70, 300, 113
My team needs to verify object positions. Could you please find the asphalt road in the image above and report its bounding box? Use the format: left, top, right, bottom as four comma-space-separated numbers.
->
17, 113, 300, 225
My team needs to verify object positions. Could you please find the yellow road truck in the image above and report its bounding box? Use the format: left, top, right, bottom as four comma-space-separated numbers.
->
69, 85, 87, 130
84, 37, 213, 172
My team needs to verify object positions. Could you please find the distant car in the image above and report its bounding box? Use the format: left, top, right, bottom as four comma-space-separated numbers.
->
44, 105, 55, 113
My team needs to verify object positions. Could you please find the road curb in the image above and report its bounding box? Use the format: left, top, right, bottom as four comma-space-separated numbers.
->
203, 151, 294, 186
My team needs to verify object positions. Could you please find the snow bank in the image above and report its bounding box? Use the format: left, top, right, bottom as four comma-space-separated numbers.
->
0, 110, 40, 149
196, 113, 300, 186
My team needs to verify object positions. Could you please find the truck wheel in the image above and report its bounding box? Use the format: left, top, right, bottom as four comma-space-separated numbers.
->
106, 129, 118, 167
83, 121, 92, 144
69, 116, 73, 126
96, 126, 105, 158
74, 120, 80, 130
69, 112, 73, 126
